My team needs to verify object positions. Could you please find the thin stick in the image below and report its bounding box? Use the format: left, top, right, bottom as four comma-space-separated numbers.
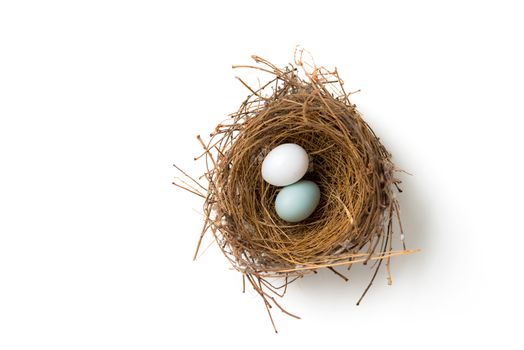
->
328, 267, 349, 282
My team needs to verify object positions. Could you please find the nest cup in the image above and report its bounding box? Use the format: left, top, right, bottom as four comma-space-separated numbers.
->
174, 51, 416, 330
222, 88, 395, 269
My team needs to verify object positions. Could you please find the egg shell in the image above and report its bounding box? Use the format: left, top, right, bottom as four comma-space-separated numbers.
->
275, 180, 320, 223
261, 143, 309, 186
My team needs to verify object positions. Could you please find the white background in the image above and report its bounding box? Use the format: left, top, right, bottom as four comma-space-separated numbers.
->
1, 0, 523, 349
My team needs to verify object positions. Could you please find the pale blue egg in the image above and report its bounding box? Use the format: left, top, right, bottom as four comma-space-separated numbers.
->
275, 180, 321, 223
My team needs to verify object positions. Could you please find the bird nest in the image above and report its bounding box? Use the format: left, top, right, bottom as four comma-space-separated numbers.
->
174, 50, 417, 332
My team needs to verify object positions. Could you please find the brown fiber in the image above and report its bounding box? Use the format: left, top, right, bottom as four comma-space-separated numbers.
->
174, 50, 417, 332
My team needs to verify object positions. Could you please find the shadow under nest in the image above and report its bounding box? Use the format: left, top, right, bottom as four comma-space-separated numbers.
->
174, 52, 417, 332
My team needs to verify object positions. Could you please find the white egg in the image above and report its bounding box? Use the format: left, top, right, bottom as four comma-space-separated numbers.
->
261, 143, 309, 186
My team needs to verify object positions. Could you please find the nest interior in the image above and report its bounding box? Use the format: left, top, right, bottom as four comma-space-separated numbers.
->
174, 51, 416, 330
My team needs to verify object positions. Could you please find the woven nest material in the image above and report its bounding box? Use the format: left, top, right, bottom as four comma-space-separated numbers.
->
174, 50, 417, 331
